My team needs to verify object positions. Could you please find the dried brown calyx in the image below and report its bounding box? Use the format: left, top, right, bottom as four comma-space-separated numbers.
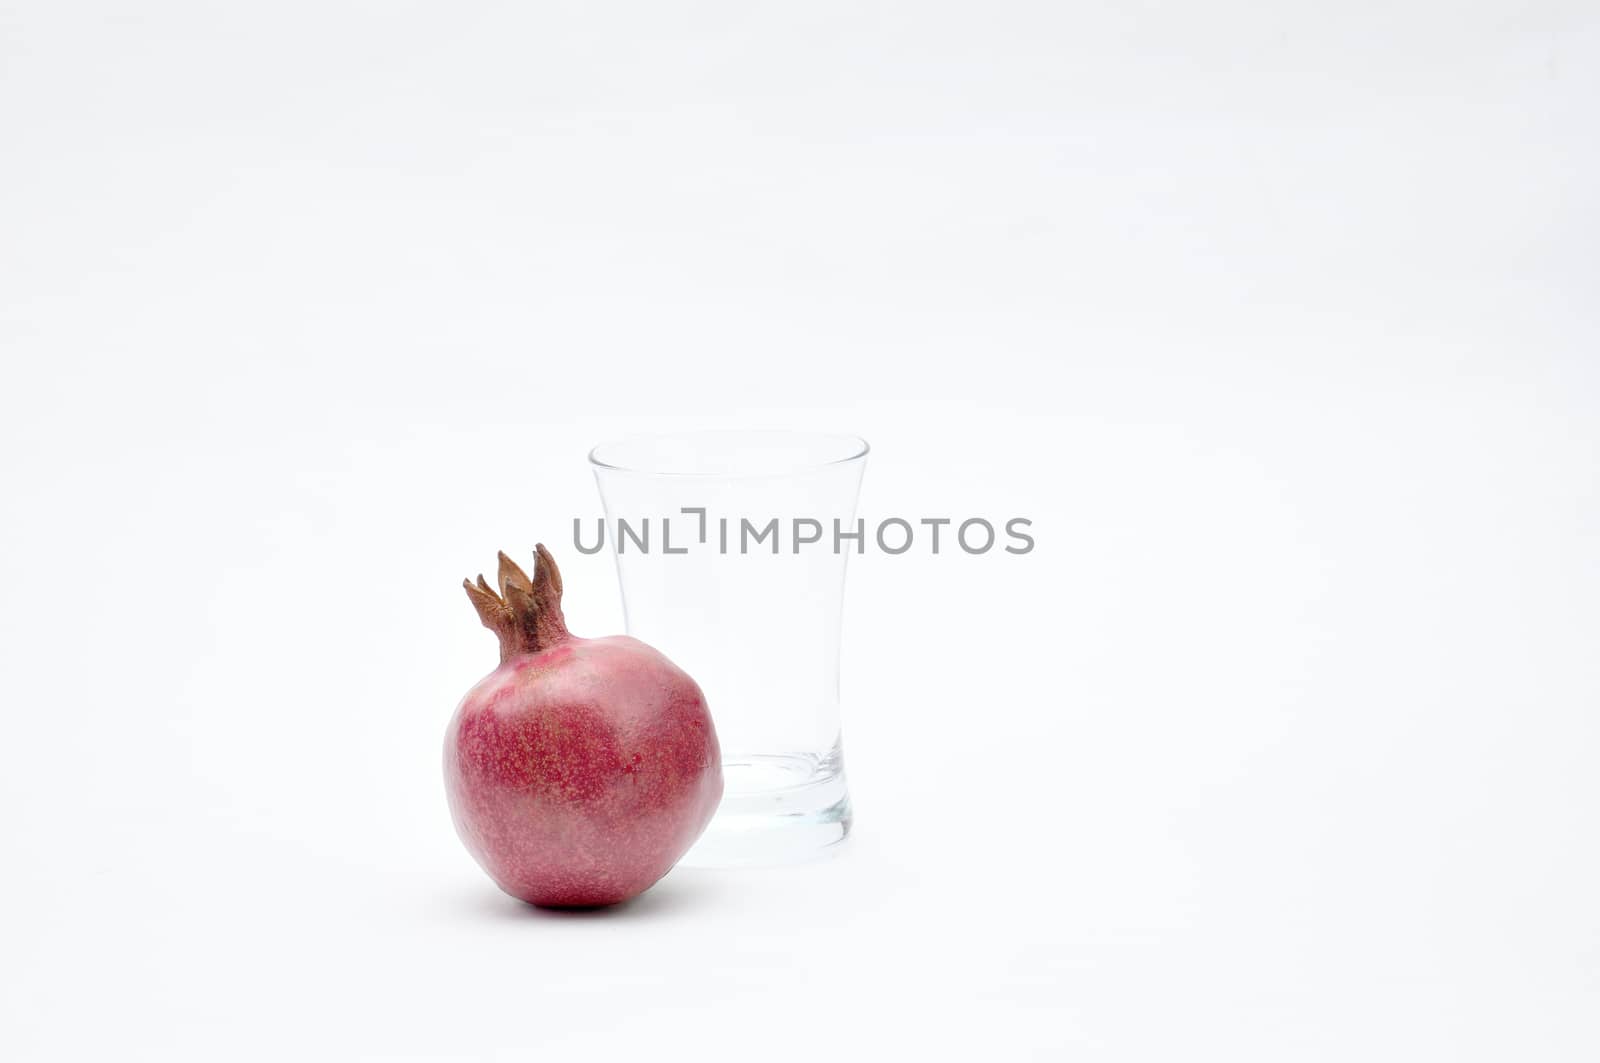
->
463, 544, 572, 662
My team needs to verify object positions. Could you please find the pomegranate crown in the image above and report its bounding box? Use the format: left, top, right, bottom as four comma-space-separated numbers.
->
463, 544, 571, 662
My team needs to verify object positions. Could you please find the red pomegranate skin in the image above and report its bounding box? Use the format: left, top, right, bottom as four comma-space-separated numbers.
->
444, 547, 721, 908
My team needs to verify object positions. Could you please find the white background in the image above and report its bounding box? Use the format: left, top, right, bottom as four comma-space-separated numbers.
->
3, 2, 1598, 1059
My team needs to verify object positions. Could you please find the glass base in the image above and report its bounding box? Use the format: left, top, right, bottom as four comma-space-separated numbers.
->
682, 749, 852, 867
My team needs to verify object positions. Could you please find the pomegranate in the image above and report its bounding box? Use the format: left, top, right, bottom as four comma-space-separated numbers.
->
444, 545, 722, 908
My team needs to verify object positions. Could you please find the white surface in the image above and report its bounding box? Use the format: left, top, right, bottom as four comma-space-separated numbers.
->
3, 2, 1598, 1059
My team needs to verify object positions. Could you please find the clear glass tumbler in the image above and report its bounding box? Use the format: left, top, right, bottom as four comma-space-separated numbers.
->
589, 431, 868, 865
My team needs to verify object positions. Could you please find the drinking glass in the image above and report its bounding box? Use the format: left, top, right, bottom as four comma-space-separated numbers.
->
589, 431, 868, 865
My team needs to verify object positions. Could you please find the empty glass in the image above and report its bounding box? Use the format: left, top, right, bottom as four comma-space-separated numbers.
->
589, 431, 868, 865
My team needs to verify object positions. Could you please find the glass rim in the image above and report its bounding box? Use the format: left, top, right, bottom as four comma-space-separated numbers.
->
588, 429, 870, 478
